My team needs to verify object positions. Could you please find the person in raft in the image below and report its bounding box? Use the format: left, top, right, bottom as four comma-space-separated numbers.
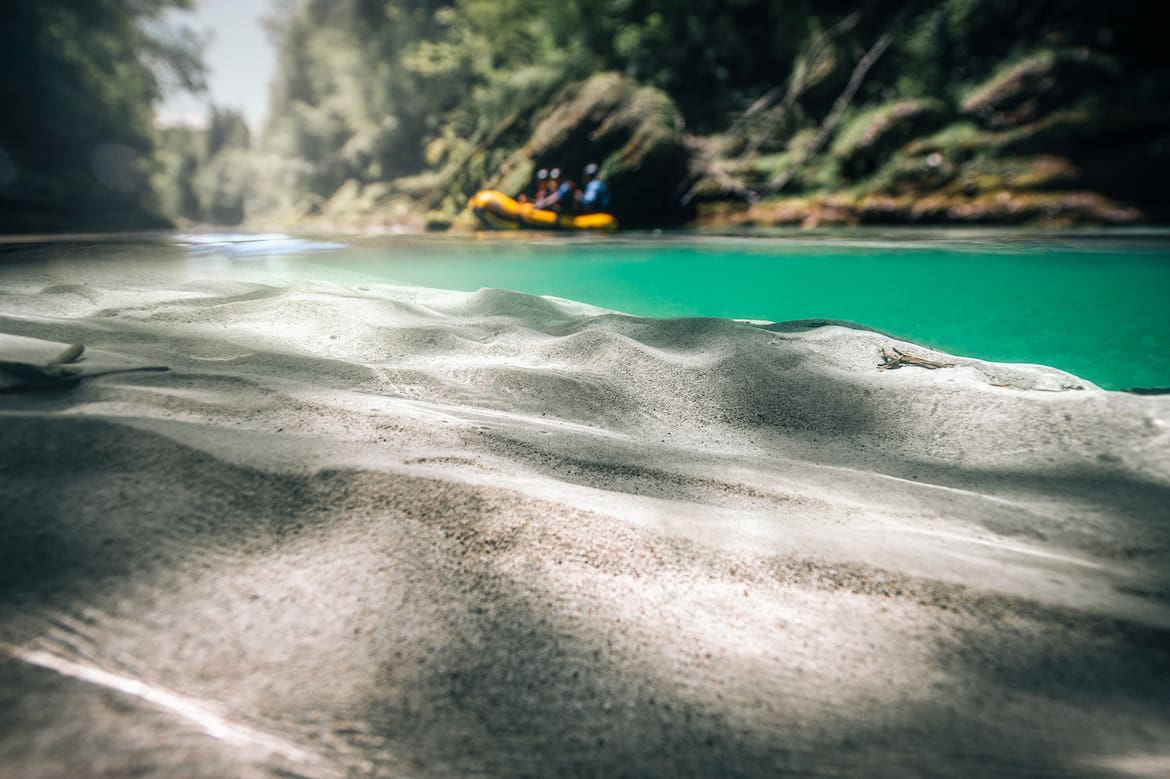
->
577, 162, 611, 214
518, 168, 549, 204
535, 168, 577, 213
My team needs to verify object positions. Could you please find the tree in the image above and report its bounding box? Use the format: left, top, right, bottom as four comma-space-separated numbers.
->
0, 0, 205, 231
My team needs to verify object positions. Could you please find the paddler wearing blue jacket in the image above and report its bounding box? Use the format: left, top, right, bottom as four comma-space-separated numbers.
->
578, 163, 611, 214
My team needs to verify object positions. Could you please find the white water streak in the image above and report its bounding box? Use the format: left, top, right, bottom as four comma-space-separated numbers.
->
871, 518, 1108, 569
0, 641, 340, 777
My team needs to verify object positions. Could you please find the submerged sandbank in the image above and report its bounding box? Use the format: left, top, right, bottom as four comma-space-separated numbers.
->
1, 261, 1168, 777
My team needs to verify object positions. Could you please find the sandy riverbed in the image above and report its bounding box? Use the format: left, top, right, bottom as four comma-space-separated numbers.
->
1, 255, 1168, 777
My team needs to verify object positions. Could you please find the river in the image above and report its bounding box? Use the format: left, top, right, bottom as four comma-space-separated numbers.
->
175, 228, 1170, 391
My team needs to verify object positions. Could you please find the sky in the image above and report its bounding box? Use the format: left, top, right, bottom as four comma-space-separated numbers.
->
156, 0, 277, 130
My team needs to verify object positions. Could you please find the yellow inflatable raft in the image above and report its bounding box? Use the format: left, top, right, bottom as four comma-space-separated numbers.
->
469, 189, 618, 232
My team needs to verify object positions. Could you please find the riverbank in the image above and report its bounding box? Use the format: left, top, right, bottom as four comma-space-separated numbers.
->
2, 253, 1169, 776
694, 189, 1143, 229
233, 184, 1149, 235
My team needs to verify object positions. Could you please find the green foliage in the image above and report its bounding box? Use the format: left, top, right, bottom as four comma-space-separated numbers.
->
139, 0, 1170, 227
905, 122, 986, 157
206, 107, 251, 158
153, 106, 255, 226
953, 155, 1079, 193
0, 0, 205, 231
193, 148, 254, 225
961, 48, 1121, 129
566, 0, 832, 128
832, 98, 949, 178
833, 100, 947, 157
153, 125, 203, 222
860, 150, 958, 196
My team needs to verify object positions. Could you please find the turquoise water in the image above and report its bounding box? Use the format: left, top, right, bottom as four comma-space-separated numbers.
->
287, 231, 1170, 391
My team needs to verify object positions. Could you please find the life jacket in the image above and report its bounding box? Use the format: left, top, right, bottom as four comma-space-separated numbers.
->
582, 179, 611, 212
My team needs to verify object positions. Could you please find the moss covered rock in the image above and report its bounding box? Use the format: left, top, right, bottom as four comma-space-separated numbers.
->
832, 99, 950, 178
486, 72, 692, 226
961, 49, 1121, 130
698, 188, 1140, 229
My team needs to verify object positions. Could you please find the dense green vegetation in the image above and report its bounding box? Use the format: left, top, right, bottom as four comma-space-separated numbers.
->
3, 0, 1169, 231
0, 0, 204, 232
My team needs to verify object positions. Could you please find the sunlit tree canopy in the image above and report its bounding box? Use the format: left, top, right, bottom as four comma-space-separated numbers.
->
2, 0, 1167, 231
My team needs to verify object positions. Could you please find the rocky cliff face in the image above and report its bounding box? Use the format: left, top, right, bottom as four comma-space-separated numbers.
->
482, 74, 692, 228
687, 40, 1170, 228
442, 18, 1170, 229
147, 0, 1170, 231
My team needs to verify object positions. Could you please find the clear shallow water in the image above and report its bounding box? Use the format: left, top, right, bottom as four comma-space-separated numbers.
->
3, 230, 1168, 390
283, 231, 1170, 391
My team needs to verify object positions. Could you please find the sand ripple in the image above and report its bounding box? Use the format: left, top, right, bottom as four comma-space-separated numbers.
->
1, 272, 1169, 777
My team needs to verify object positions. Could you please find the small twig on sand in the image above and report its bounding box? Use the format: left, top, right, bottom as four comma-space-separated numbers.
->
878, 347, 954, 371
49, 343, 85, 365
0, 343, 169, 393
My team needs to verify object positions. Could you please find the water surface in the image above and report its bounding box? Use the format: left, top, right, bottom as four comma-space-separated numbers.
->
287, 230, 1170, 391
3, 229, 1168, 390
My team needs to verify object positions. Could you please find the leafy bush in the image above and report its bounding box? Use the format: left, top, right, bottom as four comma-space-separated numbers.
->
832, 98, 949, 177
